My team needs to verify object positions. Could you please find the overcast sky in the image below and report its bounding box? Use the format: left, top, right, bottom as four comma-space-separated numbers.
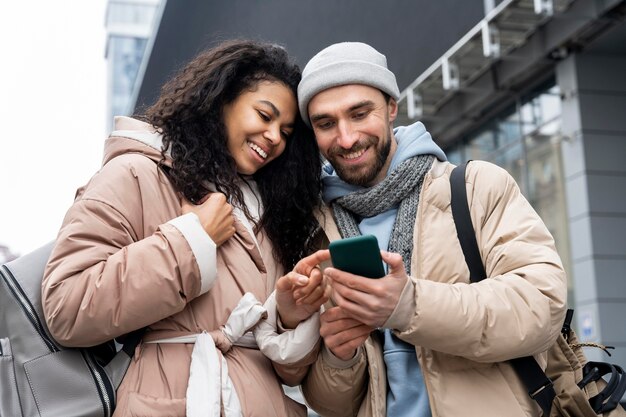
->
0, 1, 108, 255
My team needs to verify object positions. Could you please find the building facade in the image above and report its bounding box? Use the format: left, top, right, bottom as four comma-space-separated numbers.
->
394, 0, 626, 368
105, 0, 161, 132
130, 0, 626, 410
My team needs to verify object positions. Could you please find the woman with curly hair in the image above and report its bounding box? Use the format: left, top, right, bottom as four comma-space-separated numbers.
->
42, 40, 328, 416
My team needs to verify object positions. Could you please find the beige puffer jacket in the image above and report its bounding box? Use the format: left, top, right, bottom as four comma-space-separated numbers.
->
42, 117, 315, 417
303, 159, 567, 417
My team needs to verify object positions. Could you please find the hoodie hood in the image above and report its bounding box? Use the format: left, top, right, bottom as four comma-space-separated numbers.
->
322, 121, 447, 203
102, 116, 169, 167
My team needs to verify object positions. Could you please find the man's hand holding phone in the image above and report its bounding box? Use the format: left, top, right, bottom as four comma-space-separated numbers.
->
321, 235, 411, 361
319, 306, 374, 361
326, 249, 409, 328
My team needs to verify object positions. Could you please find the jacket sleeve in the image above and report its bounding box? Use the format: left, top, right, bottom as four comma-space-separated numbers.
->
42, 157, 216, 347
302, 345, 369, 417
388, 161, 567, 362
271, 342, 320, 386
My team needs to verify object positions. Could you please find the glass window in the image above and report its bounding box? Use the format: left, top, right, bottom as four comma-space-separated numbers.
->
493, 142, 525, 191
107, 2, 158, 26
106, 1, 159, 130
497, 112, 521, 148
448, 80, 573, 298
520, 84, 561, 135
110, 36, 147, 116
466, 127, 496, 160
446, 145, 464, 166
525, 130, 572, 291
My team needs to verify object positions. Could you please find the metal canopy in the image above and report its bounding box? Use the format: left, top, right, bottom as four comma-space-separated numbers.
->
399, 0, 574, 121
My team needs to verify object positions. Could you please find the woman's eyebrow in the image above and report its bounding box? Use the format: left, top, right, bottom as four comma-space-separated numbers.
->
258, 100, 280, 117
258, 100, 294, 127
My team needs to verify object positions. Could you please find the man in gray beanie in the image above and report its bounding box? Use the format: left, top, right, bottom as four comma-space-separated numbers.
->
297, 42, 567, 417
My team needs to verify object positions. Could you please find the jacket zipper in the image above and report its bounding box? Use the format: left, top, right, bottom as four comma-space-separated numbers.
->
0, 265, 114, 416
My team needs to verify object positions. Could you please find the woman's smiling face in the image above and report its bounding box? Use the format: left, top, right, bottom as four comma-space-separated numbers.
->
223, 80, 297, 175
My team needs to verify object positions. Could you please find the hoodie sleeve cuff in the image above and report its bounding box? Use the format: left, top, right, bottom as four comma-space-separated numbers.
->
168, 212, 217, 294
382, 276, 416, 331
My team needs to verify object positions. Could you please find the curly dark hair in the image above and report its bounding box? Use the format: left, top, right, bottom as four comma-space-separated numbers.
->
141, 40, 321, 271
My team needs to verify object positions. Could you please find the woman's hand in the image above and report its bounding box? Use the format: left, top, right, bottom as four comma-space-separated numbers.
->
181, 193, 236, 246
276, 250, 331, 329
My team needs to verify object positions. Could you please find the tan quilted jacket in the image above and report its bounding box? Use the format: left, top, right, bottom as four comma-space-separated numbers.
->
303, 159, 567, 417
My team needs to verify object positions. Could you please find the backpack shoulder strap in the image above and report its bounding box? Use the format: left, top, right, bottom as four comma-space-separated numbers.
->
450, 162, 486, 282
450, 161, 556, 416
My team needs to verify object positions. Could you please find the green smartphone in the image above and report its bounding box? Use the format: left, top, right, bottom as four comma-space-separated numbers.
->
328, 235, 386, 278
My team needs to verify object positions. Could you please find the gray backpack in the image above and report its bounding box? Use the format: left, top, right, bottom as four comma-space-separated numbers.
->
0, 243, 143, 417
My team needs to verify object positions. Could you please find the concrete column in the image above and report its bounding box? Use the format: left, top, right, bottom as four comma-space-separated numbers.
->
557, 52, 626, 365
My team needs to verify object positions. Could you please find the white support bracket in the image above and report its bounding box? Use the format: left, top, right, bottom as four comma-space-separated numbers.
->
407, 88, 423, 119
482, 21, 501, 58
442, 58, 460, 90
534, 0, 554, 16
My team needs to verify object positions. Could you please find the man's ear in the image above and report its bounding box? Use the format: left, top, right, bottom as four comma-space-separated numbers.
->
388, 98, 398, 123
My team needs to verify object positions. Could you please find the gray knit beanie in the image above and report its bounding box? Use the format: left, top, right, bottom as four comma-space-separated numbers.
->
297, 42, 400, 126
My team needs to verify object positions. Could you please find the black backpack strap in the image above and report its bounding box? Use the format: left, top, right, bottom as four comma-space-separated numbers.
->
450, 162, 486, 283
120, 328, 145, 357
509, 357, 556, 416
450, 161, 556, 416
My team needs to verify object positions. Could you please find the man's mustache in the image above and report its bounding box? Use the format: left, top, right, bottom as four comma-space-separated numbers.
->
328, 137, 377, 157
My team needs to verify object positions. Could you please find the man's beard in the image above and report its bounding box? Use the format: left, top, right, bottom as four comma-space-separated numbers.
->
327, 131, 392, 187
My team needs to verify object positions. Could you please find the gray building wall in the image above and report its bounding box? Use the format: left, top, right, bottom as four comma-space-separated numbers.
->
557, 49, 626, 364
134, 0, 484, 111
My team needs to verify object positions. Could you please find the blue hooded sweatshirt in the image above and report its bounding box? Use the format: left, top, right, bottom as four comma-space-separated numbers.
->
322, 121, 446, 417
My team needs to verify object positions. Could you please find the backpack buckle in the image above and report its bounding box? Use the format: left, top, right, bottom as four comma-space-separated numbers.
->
530, 381, 554, 399
530, 381, 555, 416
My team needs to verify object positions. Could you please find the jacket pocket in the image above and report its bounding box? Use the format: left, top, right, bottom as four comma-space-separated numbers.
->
127, 391, 186, 417
0, 338, 21, 416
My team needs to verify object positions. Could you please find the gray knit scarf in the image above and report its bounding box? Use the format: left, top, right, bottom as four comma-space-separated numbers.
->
331, 154, 434, 274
